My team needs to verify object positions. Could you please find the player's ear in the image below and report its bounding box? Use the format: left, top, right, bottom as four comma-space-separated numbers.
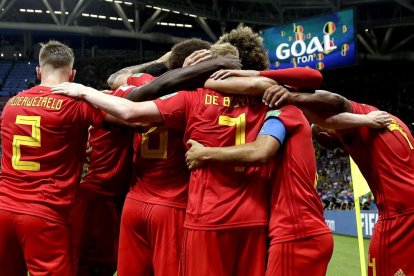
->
36, 67, 41, 80
69, 69, 76, 82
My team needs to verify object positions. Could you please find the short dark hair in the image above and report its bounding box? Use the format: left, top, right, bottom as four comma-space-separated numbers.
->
39, 40, 74, 68
168, 38, 211, 69
217, 26, 269, 70
146, 63, 168, 77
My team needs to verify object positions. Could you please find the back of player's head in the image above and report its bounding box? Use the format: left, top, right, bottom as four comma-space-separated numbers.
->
39, 40, 74, 68
210, 43, 239, 59
168, 38, 212, 69
217, 26, 269, 71
146, 62, 168, 77
312, 124, 343, 150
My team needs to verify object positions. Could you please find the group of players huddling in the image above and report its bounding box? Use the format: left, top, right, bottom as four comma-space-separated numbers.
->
0, 26, 413, 276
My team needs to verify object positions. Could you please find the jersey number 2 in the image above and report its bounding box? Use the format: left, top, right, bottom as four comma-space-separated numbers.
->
12, 115, 41, 171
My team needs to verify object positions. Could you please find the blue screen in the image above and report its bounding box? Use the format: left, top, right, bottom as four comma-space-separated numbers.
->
262, 9, 356, 70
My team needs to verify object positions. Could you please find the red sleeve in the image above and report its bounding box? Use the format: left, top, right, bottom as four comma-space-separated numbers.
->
127, 73, 156, 87
259, 68, 322, 89
113, 85, 138, 98
80, 102, 106, 128
153, 91, 188, 130
349, 101, 378, 115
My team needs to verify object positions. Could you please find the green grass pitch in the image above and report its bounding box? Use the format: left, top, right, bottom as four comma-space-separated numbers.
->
327, 235, 371, 276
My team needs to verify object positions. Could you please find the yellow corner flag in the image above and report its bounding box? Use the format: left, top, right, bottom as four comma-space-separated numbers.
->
350, 157, 371, 276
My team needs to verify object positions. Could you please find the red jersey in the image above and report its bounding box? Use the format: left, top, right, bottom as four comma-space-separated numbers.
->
127, 73, 156, 87
80, 86, 137, 197
267, 105, 330, 244
126, 73, 190, 209
154, 89, 269, 230
0, 86, 105, 223
336, 101, 414, 219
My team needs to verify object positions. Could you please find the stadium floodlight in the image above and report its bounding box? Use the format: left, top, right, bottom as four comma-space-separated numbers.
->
20, 9, 26, 12
82, 13, 90, 17
114, 0, 122, 3
90, 14, 98, 18
124, 2, 133, 5
99, 15, 106, 19
27, 9, 34, 13
109, 16, 117, 20
184, 24, 192, 28
35, 10, 42, 13
105, 0, 113, 2
54, 11, 62, 14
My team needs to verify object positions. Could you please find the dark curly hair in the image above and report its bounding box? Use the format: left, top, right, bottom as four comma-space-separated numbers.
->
168, 38, 212, 69
216, 26, 269, 70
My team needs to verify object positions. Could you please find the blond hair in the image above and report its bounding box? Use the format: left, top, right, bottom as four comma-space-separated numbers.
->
217, 26, 269, 70
39, 40, 74, 68
210, 43, 239, 59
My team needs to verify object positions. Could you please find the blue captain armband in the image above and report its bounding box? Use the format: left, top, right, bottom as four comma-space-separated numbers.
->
258, 117, 286, 145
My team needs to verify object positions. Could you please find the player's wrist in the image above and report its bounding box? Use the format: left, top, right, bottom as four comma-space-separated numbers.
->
80, 86, 95, 99
202, 147, 221, 162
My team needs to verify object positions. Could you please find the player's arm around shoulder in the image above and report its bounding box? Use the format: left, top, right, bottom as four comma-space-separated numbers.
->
185, 135, 280, 170
51, 82, 163, 124
305, 109, 392, 129
204, 75, 276, 96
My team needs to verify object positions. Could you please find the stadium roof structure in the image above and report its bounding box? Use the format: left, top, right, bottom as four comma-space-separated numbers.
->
0, 0, 413, 59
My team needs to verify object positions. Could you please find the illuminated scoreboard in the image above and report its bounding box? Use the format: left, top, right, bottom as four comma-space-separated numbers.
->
262, 9, 356, 70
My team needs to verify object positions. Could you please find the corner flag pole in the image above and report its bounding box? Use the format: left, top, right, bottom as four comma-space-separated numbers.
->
350, 157, 371, 276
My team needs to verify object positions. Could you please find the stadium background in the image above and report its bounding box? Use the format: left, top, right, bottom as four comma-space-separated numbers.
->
0, 0, 412, 275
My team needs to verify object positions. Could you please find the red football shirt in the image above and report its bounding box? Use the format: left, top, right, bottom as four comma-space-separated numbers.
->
154, 89, 270, 230
267, 105, 331, 244
0, 86, 105, 223
336, 101, 414, 219
126, 73, 190, 208
80, 86, 137, 197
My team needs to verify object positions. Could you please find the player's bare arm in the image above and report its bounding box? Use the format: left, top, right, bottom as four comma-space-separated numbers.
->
305, 110, 392, 129
263, 87, 351, 111
51, 82, 163, 124
204, 76, 277, 96
107, 51, 171, 89
125, 55, 241, 102
185, 135, 280, 170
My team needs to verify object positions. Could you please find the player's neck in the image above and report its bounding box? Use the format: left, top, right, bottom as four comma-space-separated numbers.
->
39, 74, 71, 87
38, 66, 72, 87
